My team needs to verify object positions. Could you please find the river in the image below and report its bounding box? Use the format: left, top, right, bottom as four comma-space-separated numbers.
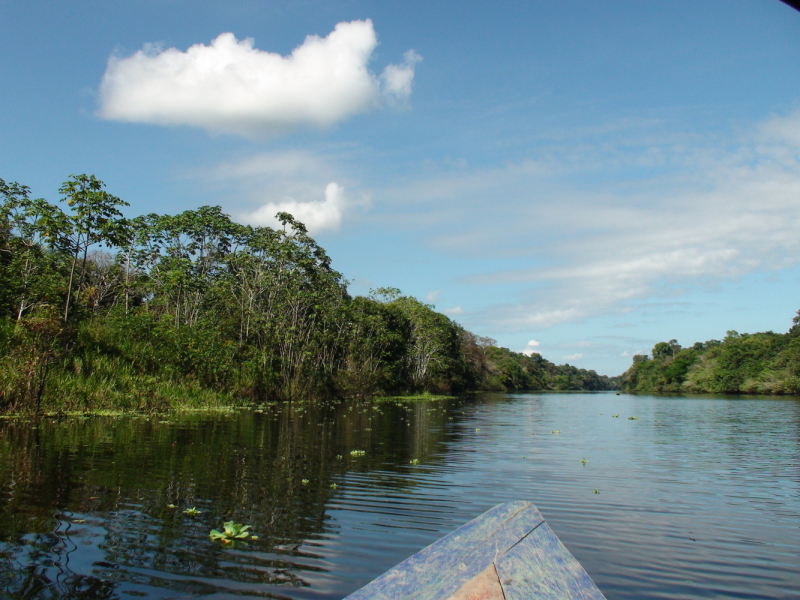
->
1, 392, 798, 599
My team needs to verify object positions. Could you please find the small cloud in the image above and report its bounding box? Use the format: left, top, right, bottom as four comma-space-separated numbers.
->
426, 289, 442, 303
563, 353, 584, 361
621, 351, 631, 357
380, 49, 422, 105
443, 306, 465, 316
523, 340, 540, 356
244, 181, 359, 234
98, 20, 420, 137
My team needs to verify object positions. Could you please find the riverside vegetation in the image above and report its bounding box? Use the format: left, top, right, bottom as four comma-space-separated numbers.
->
0, 175, 615, 413
621, 311, 800, 395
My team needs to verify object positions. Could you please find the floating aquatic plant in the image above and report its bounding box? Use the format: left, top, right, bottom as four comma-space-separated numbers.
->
592, 489, 600, 494
184, 507, 201, 516
167, 504, 177, 509
552, 430, 561, 434
612, 414, 619, 418
628, 416, 638, 420
209, 521, 251, 543
350, 450, 366, 456
330, 483, 338, 489
580, 458, 589, 464
301, 479, 309, 485
410, 459, 419, 465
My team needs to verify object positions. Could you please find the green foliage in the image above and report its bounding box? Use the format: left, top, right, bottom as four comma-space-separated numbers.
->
1, 174, 617, 413
622, 314, 800, 395
209, 521, 251, 542
477, 346, 617, 392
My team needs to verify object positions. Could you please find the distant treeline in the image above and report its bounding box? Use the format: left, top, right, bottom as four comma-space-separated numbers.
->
0, 175, 615, 412
621, 314, 800, 395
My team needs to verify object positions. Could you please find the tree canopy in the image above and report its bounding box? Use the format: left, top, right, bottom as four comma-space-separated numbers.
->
1, 175, 618, 413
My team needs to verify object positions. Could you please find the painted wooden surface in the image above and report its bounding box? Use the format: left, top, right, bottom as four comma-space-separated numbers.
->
343, 501, 606, 600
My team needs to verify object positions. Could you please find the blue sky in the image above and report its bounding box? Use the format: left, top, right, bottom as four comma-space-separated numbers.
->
2, 0, 799, 375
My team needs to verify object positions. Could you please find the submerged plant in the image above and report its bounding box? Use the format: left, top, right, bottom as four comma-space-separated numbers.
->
209, 521, 252, 543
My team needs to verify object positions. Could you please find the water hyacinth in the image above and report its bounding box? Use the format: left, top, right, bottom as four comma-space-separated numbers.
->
209, 521, 252, 543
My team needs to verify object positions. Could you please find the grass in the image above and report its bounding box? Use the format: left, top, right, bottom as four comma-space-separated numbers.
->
373, 393, 457, 403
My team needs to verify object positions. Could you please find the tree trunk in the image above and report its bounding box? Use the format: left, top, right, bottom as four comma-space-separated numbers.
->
63, 243, 80, 323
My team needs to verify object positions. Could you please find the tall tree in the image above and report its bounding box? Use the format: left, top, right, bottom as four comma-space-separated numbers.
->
59, 175, 129, 323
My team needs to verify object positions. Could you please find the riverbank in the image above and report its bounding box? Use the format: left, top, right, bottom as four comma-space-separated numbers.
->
621, 314, 800, 395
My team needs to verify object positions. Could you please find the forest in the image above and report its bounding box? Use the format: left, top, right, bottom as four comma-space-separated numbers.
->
621, 313, 800, 395
0, 175, 615, 413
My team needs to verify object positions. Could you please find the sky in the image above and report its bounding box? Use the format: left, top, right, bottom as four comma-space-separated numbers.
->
2, 0, 799, 376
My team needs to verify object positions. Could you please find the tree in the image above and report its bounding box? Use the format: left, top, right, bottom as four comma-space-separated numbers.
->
790, 310, 800, 338
59, 175, 129, 323
0, 179, 70, 319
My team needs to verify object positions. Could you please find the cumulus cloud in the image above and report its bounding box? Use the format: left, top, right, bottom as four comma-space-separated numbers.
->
198, 149, 370, 233
523, 340, 541, 356
621, 351, 631, 357
563, 353, 584, 361
443, 306, 465, 316
381, 50, 422, 104
244, 182, 358, 234
98, 20, 420, 136
426, 289, 442, 303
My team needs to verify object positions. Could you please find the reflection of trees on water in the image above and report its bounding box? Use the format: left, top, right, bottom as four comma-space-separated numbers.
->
0, 397, 477, 598
0, 517, 117, 600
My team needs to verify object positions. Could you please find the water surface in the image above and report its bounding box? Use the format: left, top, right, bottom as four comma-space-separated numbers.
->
1, 393, 798, 599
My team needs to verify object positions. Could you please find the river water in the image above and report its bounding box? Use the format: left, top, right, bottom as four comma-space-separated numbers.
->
1, 393, 798, 599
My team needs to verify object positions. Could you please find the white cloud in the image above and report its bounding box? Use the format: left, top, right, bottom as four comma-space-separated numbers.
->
381, 50, 422, 104
379, 108, 800, 331
197, 149, 370, 233
244, 181, 356, 234
621, 351, 631, 357
98, 20, 420, 136
426, 289, 442, 303
523, 340, 541, 356
443, 306, 465, 316
563, 353, 584, 361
